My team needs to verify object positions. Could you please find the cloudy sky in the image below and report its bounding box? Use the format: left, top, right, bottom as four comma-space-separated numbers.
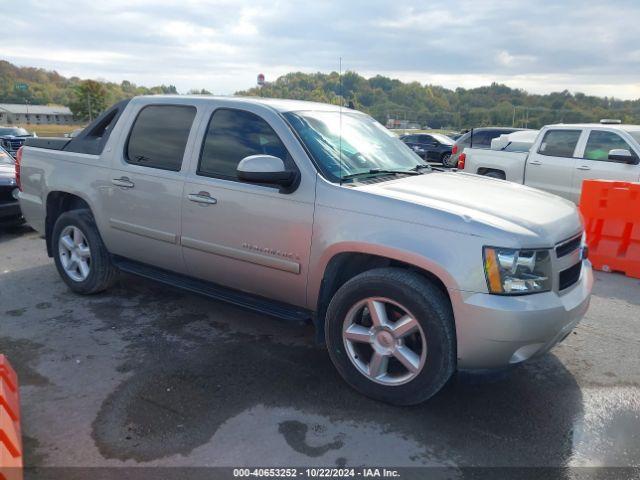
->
5, 0, 640, 98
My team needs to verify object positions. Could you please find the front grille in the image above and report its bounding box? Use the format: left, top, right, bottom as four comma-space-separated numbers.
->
559, 262, 582, 290
556, 235, 582, 258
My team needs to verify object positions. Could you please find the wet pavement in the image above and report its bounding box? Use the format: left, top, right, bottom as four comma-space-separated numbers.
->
1, 225, 639, 471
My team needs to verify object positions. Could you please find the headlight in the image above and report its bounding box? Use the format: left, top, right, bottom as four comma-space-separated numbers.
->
483, 247, 552, 294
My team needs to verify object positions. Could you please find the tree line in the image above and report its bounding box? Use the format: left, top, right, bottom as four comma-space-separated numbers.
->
237, 71, 640, 129
0, 60, 177, 121
2, 60, 640, 128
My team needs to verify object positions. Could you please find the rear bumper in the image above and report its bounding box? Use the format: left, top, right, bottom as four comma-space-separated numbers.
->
451, 260, 593, 369
0, 200, 21, 221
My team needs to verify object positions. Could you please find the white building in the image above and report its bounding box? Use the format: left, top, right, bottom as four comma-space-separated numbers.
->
0, 104, 74, 125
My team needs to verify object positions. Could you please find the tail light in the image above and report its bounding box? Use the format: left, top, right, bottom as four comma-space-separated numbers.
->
452, 145, 458, 155
15, 146, 23, 190
457, 152, 466, 170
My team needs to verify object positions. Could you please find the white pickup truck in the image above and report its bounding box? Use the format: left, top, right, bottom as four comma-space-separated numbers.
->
459, 122, 640, 203
17, 96, 592, 405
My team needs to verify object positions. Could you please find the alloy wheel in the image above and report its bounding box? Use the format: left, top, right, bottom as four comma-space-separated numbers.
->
342, 297, 427, 386
58, 225, 91, 282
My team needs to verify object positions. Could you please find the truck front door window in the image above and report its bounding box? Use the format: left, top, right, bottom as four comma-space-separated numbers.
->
198, 109, 291, 180
583, 130, 636, 161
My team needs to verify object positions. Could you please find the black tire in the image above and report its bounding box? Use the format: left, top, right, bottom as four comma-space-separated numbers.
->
325, 268, 456, 405
443, 153, 457, 168
483, 171, 506, 180
440, 153, 452, 166
52, 209, 118, 294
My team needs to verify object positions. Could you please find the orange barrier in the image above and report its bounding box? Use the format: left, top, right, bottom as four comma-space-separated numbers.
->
579, 180, 640, 279
0, 355, 21, 480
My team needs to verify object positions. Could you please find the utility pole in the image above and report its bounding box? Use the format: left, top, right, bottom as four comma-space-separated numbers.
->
87, 93, 92, 122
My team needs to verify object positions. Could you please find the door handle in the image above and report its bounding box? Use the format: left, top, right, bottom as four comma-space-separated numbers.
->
188, 192, 218, 205
112, 177, 135, 188
529, 160, 542, 165
576, 165, 591, 171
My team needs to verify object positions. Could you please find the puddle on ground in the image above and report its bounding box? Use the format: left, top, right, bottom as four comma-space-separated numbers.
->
86, 275, 637, 467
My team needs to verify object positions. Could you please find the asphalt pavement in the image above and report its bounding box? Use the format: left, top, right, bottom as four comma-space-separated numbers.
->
1, 225, 639, 474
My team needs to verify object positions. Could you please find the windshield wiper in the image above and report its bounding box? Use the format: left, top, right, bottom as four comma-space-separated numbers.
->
341, 169, 421, 180
411, 163, 432, 172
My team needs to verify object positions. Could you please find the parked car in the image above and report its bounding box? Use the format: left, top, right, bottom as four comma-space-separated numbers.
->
446, 132, 465, 141
0, 126, 35, 158
459, 121, 640, 203
400, 133, 454, 164
0, 146, 23, 226
18, 96, 592, 405
446, 127, 528, 168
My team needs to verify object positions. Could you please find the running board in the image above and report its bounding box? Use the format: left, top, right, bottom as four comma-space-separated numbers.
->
112, 257, 312, 324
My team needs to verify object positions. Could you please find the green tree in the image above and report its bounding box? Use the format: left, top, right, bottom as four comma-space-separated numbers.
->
69, 80, 107, 121
2, 60, 640, 130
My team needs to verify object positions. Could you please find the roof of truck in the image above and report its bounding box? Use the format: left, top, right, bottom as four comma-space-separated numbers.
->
133, 95, 346, 113
548, 123, 640, 130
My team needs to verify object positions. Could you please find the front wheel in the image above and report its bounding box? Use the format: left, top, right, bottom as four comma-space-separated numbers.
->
325, 268, 456, 405
52, 209, 118, 294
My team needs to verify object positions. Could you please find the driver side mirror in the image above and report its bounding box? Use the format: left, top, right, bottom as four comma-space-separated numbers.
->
237, 155, 299, 193
608, 149, 639, 164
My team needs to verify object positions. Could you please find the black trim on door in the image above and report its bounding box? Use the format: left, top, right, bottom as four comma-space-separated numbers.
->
113, 256, 311, 323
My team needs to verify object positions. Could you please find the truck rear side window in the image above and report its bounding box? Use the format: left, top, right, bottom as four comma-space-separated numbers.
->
197, 108, 290, 180
126, 105, 196, 171
538, 130, 581, 158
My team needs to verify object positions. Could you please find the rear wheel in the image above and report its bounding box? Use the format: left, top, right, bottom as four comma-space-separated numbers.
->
443, 153, 457, 168
440, 153, 452, 166
325, 268, 456, 405
52, 209, 118, 294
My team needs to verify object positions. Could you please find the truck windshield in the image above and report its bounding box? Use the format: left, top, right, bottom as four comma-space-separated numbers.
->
283, 110, 428, 182
624, 129, 640, 145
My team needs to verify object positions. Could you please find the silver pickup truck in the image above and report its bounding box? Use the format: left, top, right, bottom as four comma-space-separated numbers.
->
17, 96, 593, 405
460, 123, 640, 203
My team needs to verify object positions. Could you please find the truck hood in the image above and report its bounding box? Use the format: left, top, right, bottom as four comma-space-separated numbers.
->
354, 171, 582, 246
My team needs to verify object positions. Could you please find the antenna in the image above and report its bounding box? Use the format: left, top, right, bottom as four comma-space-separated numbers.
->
339, 57, 343, 186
